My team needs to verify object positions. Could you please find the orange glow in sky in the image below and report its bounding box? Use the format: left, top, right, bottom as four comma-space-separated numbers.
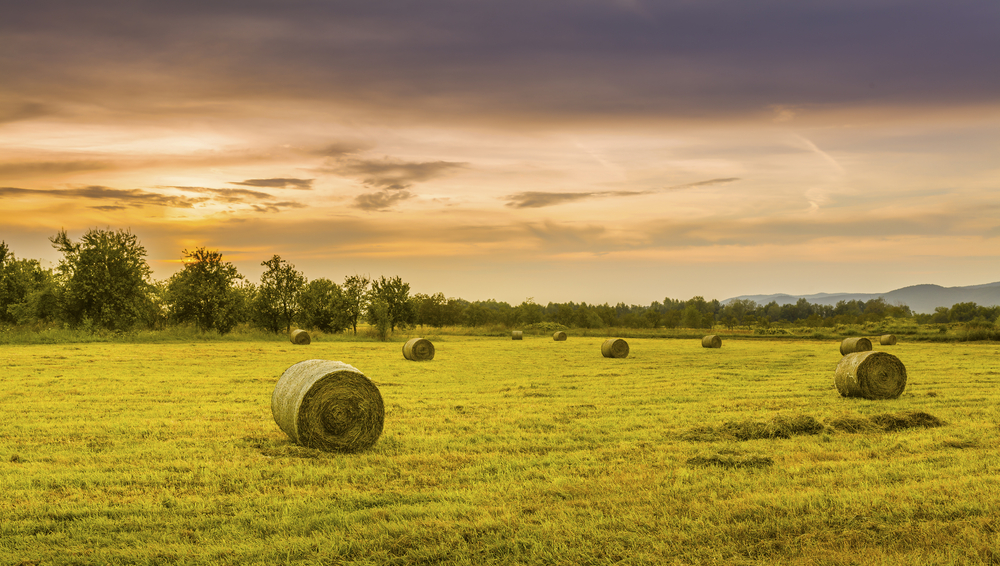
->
2, 1, 998, 305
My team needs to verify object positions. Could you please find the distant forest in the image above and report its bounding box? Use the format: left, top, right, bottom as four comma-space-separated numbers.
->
2, 228, 998, 337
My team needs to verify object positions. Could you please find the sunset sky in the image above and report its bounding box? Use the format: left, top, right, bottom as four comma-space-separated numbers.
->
2, 0, 998, 305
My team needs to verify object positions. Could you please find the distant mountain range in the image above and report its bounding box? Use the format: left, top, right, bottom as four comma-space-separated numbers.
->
723, 282, 1000, 314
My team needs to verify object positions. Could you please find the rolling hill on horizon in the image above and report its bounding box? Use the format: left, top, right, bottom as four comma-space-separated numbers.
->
723, 282, 1000, 314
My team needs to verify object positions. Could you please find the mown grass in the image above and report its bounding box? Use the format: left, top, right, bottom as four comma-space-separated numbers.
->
2, 337, 1000, 565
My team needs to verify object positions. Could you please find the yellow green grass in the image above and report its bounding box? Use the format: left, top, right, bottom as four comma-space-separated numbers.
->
2, 337, 999, 565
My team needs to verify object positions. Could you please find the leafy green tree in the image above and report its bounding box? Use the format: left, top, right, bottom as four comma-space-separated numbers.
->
166, 248, 244, 334
517, 298, 543, 325
50, 228, 154, 331
366, 297, 392, 341
254, 255, 305, 334
0, 242, 52, 325
299, 278, 351, 333
368, 275, 413, 331
463, 302, 490, 327
342, 274, 370, 335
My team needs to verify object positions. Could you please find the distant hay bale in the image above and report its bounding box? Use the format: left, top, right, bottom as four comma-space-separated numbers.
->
402, 337, 435, 361
839, 337, 872, 356
290, 329, 311, 345
834, 351, 907, 400
271, 359, 384, 453
553, 331, 567, 341
880, 334, 897, 346
512, 331, 523, 340
601, 338, 629, 358
702, 335, 722, 348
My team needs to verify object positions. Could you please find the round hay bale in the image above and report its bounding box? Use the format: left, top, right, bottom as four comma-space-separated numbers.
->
402, 337, 435, 361
834, 351, 907, 400
290, 329, 311, 345
839, 336, 872, 356
702, 335, 722, 348
512, 331, 523, 340
553, 331, 567, 341
271, 359, 384, 453
601, 338, 629, 358
880, 334, 897, 346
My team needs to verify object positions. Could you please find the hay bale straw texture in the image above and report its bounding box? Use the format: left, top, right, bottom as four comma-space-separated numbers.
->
702, 335, 722, 348
839, 336, 872, 356
512, 331, 523, 340
834, 351, 908, 400
271, 359, 384, 453
553, 331, 567, 341
880, 334, 898, 346
290, 329, 311, 345
601, 338, 629, 358
402, 337, 435, 361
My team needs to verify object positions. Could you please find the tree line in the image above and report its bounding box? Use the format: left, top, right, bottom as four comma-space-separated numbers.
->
1, 229, 997, 337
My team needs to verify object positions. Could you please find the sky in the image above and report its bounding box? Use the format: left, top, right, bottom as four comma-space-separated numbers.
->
2, 0, 999, 306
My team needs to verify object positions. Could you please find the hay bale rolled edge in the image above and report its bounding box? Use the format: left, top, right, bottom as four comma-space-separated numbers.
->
880, 334, 897, 346
702, 335, 722, 348
271, 359, 384, 453
512, 330, 523, 340
834, 350, 907, 400
553, 331, 567, 341
839, 336, 872, 356
601, 338, 629, 358
402, 337, 435, 361
290, 329, 311, 345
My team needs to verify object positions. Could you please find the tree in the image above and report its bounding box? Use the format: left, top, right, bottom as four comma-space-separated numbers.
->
254, 255, 305, 334
299, 278, 351, 333
368, 275, 413, 331
50, 228, 154, 331
366, 297, 392, 341
0, 242, 52, 325
166, 248, 244, 334
517, 298, 544, 325
342, 274, 370, 335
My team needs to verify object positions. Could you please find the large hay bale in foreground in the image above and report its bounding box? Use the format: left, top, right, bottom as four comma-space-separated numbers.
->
702, 335, 722, 348
271, 359, 384, 453
553, 331, 567, 341
512, 331, 523, 340
839, 336, 872, 356
290, 329, 311, 345
402, 337, 435, 361
601, 338, 629, 358
880, 334, 897, 346
834, 351, 907, 400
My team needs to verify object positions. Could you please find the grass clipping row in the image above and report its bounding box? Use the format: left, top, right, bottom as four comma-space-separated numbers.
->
835, 351, 908, 399
271, 359, 384, 453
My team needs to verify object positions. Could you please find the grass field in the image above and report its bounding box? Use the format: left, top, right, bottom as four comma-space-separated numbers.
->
2, 336, 999, 565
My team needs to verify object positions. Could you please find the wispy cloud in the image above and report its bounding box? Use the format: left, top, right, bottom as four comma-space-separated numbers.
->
667, 177, 741, 190
0, 185, 309, 214
505, 178, 740, 208
0, 160, 112, 178
505, 190, 648, 209
0, 186, 208, 208
230, 178, 314, 190
331, 158, 466, 191
353, 190, 415, 212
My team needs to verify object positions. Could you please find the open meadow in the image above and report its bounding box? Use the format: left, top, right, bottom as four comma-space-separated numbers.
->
2, 336, 999, 565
